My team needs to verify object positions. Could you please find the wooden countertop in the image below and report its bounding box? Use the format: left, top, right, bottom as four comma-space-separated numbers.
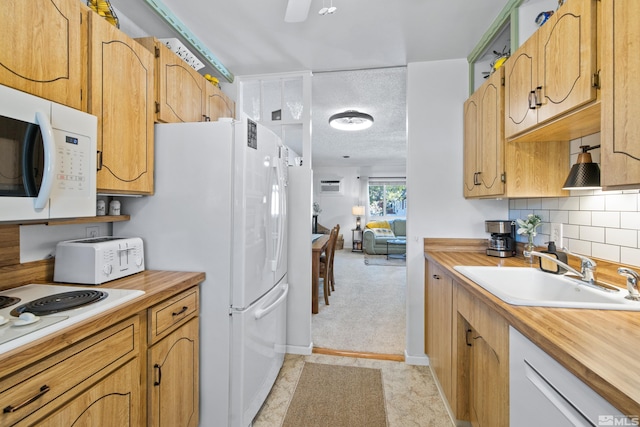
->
0, 270, 205, 379
424, 247, 640, 417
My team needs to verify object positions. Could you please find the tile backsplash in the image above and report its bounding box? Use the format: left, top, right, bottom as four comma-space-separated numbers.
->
508, 134, 640, 268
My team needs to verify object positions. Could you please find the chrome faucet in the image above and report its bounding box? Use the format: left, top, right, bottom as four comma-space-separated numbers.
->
618, 267, 640, 301
524, 247, 597, 283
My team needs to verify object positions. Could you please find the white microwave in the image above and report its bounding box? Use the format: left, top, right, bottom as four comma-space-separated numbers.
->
0, 84, 97, 221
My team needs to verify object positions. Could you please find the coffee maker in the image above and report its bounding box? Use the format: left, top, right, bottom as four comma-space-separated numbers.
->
485, 220, 516, 258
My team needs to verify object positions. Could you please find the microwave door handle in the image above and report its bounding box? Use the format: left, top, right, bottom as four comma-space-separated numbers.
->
33, 111, 56, 210
21, 123, 40, 196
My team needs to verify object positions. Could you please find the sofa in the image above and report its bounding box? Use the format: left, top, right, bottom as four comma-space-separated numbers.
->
362, 219, 406, 255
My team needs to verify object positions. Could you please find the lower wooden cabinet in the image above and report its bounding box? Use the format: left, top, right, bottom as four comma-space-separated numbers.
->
425, 261, 509, 426
425, 261, 455, 404
33, 359, 141, 427
0, 317, 139, 426
147, 288, 200, 427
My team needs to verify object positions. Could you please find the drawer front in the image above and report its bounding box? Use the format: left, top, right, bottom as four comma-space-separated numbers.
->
0, 317, 139, 426
149, 287, 199, 344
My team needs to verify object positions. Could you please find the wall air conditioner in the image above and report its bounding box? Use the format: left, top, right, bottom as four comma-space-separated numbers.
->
319, 179, 343, 194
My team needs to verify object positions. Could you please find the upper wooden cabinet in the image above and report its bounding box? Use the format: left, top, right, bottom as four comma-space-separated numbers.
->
463, 69, 505, 198
601, 0, 640, 189
206, 84, 236, 121
137, 38, 208, 123
88, 13, 155, 195
0, 0, 87, 111
463, 69, 569, 199
504, 0, 599, 141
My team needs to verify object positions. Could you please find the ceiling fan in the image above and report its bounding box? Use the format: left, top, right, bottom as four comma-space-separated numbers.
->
284, 0, 312, 22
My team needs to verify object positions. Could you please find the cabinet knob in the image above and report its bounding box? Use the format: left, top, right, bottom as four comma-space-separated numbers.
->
433, 274, 440, 280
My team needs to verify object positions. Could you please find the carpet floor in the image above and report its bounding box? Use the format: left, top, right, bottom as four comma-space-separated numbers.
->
282, 362, 387, 427
312, 249, 406, 355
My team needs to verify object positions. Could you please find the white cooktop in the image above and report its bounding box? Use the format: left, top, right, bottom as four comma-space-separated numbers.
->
0, 284, 144, 355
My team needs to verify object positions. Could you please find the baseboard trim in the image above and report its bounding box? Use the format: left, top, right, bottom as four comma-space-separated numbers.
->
312, 347, 405, 362
286, 343, 313, 355
404, 351, 429, 366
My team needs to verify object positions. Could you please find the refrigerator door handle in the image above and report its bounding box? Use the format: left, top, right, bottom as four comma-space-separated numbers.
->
272, 159, 286, 272
254, 283, 288, 320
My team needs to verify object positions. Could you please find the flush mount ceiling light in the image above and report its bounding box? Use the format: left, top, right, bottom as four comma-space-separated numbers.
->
562, 145, 601, 190
329, 110, 374, 131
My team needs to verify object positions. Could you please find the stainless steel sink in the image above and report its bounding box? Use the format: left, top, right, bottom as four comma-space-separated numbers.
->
453, 266, 640, 311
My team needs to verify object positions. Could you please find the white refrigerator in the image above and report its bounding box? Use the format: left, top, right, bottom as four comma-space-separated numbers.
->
114, 116, 289, 427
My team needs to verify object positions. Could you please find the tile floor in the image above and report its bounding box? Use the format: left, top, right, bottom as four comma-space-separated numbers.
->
253, 353, 454, 426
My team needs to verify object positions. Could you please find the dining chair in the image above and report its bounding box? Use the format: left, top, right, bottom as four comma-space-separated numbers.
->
319, 226, 338, 305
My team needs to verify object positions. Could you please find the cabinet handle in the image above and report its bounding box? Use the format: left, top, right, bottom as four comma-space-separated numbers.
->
466, 329, 473, 346
203, 115, 211, 122
475, 172, 481, 186
96, 150, 103, 171
172, 306, 188, 316
432, 274, 440, 280
528, 91, 536, 109
3, 385, 50, 413
154, 364, 162, 386
535, 86, 542, 107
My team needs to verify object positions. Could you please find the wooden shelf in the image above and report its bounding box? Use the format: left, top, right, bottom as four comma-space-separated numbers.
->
1, 215, 130, 227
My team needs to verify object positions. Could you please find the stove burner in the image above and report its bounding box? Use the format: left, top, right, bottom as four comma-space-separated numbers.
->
10, 290, 108, 317
0, 296, 20, 310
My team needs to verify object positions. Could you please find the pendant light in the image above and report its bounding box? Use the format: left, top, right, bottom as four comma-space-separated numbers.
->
319, 0, 336, 15
329, 110, 374, 131
562, 145, 601, 190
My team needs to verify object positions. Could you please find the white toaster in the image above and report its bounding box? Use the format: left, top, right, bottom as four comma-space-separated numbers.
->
54, 236, 145, 285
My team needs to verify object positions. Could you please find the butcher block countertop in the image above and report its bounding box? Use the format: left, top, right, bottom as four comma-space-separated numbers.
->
0, 270, 205, 380
425, 240, 640, 417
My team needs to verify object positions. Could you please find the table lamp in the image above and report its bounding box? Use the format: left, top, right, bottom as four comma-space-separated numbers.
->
352, 205, 365, 230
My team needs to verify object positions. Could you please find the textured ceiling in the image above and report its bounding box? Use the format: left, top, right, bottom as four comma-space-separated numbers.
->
109, 0, 506, 168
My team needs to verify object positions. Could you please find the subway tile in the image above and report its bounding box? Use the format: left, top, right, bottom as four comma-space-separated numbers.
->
580, 195, 605, 211
527, 199, 542, 209
514, 199, 528, 210
549, 210, 569, 224
606, 194, 638, 212
621, 212, 640, 230
540, 198, 559, 210
596, 189, 622, 196
568, 238, 592, 256
508, 210, 521, 221
509, 199, 516, 209
621, 247, 640, 268
592, 211, 620, 228
569, 211, 591, 226
606, 228, 637, 247
592, 243, 620, 263
559, 197, 580, 211
564, 224, 580, 239
533, 210, 550, 222
580, 226, 605, 243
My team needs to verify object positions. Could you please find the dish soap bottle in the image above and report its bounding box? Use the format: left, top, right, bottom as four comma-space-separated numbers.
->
539, 241, 568, 274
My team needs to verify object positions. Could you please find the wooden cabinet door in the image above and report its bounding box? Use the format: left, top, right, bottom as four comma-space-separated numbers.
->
504, 34, 538, 138
206, 84, 236, 121
149, 317, 199, 427
601, 0, 640, 189
464, 69, 505, 198
469, 329, 505, 427
0, 0, 86, 110
426, 262, 454, 405
35, 359, 140, 427
536, 0, 597, 123
89, 13, 155, 195
138, 39, 207, 123
477, 69, 505, 197
463, 93, 480, 197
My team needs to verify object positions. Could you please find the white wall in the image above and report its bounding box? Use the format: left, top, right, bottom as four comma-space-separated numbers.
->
405, 59, 508, 364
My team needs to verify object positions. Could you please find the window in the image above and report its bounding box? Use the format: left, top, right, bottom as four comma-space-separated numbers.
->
368, 179, 406, 218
